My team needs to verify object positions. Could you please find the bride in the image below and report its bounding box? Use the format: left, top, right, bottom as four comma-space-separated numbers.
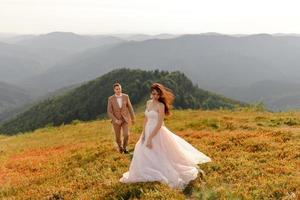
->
119, 83, 212, 189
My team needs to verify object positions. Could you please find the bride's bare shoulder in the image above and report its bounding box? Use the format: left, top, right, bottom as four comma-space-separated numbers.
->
158, 102, 165, 108
145, 100, 151, 108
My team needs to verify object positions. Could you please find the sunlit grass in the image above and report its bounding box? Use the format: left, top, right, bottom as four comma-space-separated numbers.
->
0, 108, 299, 199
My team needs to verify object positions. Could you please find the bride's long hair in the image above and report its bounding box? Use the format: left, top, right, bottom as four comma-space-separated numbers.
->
150, 83, 174, 116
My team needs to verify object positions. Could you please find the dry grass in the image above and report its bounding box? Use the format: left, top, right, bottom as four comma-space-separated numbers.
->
0, 108, 299, 199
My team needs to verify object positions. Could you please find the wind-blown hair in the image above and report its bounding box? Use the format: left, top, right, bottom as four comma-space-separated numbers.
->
150, 83, 174, 116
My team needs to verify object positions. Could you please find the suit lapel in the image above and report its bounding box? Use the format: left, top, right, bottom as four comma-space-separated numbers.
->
112, 96, 118, 109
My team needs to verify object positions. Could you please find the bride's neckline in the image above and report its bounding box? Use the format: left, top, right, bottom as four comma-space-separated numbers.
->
146, 100, 159, 113
146, 109, 158, 114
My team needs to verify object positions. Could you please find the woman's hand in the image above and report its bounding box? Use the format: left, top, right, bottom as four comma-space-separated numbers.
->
141, 130, 145, 143
146, 138, 153, 149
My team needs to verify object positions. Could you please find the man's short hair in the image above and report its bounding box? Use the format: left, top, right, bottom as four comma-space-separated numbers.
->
113, 82, 121, 88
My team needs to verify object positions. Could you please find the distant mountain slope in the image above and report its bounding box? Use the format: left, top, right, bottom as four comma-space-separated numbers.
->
0, 32, 124, 86
0, 69, 244, 135
110, 33, 180, 41
0, 42, 44, 83
15, 32, 124, 67
0, 82, 33, 114
0, 82, 83, 123
19, 34, 300, 97
215, 80, 300, 111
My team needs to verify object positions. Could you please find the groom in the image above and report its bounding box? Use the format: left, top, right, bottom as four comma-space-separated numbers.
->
107, 83, 135, 154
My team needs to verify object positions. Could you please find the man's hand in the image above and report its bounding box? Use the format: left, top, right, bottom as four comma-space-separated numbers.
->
115, 119, 122, 125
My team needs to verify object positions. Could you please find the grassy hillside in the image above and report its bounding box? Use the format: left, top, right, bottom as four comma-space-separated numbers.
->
0, 108, 299, 199
0, 68, 244, 135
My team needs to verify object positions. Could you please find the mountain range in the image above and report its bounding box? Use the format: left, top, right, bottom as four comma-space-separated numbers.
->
1, 32, 300, 113
18, 33, 300, 99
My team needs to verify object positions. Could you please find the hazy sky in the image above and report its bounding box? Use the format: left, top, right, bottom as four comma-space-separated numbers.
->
1, 0, 300, 34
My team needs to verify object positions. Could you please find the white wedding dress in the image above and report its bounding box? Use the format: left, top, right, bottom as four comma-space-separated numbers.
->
119, 109, 212, 189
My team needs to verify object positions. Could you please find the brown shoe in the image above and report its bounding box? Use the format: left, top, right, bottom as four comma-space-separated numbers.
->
118, 146, 124, 153
123, 147, 129, 154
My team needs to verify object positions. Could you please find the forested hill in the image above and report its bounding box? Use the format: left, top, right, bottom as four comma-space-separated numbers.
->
0, 69, 245, 135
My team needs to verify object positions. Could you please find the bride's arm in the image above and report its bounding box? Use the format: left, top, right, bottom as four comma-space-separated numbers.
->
141, 101, 150, 141
141, 116, 147, 142
148, 103, 165, 141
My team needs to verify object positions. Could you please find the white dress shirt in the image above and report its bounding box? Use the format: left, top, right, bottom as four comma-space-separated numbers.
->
115, 93, 123, 108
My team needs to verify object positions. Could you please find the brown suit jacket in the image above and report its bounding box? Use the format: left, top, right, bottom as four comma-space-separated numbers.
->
107, 93, 135, 125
